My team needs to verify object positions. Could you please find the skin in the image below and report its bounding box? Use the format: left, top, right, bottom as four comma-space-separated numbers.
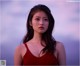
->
14, 11, 66, 66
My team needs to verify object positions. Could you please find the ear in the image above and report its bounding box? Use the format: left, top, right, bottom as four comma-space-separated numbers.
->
29, 21, 32, 26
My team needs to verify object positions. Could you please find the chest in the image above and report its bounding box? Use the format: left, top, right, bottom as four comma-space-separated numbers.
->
22, 47, 59, 65
28, 44, 45, 57
21, 43, 58, 59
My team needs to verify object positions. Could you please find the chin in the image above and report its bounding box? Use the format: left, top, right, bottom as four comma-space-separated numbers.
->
38, 30, 46, 34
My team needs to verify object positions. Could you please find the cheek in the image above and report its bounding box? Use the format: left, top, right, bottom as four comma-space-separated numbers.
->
31, 21, 38, 29
32, 21, 38, 26
45, 22, 49, 29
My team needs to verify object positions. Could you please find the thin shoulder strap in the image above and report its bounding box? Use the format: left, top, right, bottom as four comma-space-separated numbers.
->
24, 43, 30, 53
24, 43, 28, 49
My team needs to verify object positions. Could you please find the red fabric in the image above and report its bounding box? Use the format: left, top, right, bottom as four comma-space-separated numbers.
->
22, 44, 59, 65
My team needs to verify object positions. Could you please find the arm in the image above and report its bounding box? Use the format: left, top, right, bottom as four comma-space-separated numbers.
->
56, 42, 66, 65
14, 45, 22, 66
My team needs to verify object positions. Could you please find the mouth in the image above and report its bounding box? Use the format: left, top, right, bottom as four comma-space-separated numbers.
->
39, 27, 44, 29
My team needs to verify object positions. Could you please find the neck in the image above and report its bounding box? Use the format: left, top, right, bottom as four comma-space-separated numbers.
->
32, 32, 42, 44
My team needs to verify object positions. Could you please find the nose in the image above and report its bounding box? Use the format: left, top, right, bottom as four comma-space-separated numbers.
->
39, 20, 44, 25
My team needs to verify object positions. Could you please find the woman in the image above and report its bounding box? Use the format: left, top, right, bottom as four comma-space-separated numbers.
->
14, 4, 66, 65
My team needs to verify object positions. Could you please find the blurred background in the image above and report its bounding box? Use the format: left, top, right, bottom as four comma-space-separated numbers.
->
0, 0, 80, 66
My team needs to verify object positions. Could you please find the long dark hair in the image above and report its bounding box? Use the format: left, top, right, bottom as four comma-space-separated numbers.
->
23, 4, 56, 53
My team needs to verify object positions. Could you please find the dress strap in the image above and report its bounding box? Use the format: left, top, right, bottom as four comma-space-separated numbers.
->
24, 43, 28, 50
24, 43, 31, 54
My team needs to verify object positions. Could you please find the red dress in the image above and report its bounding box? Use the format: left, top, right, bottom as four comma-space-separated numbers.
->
22, 44, 59, 65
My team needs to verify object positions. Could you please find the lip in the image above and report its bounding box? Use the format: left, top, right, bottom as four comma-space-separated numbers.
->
39, 27, 44, 29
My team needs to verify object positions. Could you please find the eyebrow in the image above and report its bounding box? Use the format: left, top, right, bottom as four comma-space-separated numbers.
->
35, 16, 48, 18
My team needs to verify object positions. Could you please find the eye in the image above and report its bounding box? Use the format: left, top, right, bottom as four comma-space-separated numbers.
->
35, 18, 40, 21
44, 18, 48, 21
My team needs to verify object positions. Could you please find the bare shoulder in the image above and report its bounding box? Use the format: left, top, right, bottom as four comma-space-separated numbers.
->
56, 41, 66, 65
56, 41, 65, 52
15, 44, 26, 57
14, 44, 26, 65
15, 44, 25, 51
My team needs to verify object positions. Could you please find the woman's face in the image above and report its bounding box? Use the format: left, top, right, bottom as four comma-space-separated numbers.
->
31, 11, 49, 34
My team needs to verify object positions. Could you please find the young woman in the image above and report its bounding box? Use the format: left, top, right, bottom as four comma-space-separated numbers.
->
14, 4, 66, 66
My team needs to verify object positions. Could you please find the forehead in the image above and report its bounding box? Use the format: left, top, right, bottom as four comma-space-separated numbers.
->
33, 11, 48, 18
